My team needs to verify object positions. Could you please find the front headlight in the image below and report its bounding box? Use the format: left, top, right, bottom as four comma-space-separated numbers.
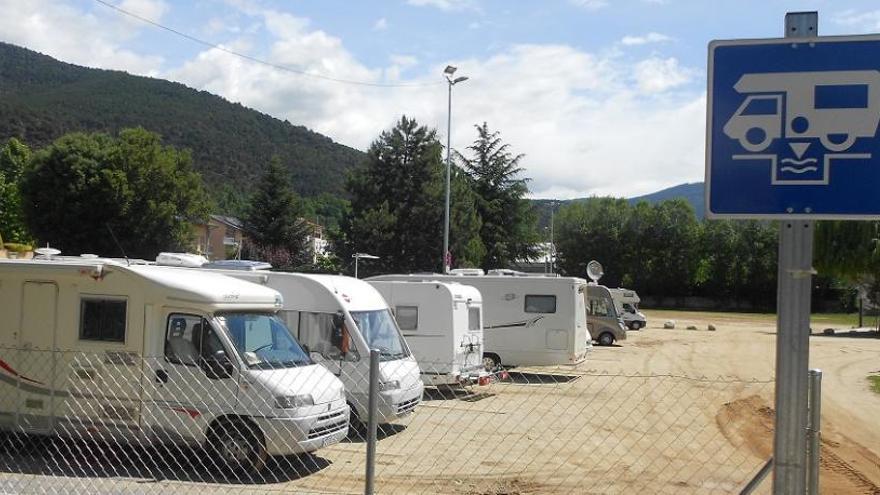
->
338, 388, 347, 401
275, 394, 314, 409
378, 380, 400, 391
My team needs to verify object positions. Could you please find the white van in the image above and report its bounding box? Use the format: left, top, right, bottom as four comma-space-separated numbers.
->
609, 288, 647, 330
369, 280, 488, 387
0, 258, 349, 473
206, 271, 424, 426
368, 270, 590, 369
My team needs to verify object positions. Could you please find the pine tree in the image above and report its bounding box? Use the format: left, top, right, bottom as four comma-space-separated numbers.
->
341, 116, 483, 275
243, 157, 310, 268
457, 122, 538, 270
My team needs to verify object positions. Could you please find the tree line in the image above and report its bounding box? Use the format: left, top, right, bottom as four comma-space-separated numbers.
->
0, 120, 863, 310
554, 197, 779, 306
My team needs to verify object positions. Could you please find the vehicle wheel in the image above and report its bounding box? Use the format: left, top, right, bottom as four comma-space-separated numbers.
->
598, 332, 614, 346
347, 402, 367, 437
630, 321, 642, 330
482, 353, 501, 371
209, 420, 267, 474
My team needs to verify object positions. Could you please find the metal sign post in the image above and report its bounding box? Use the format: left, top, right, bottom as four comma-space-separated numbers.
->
773, 14, 817, 495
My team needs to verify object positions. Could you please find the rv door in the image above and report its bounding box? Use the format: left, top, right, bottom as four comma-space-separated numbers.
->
15, 282, 58, 433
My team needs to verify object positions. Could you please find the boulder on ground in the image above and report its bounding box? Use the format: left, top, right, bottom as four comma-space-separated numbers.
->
708, 324, 716, 331
822, 328, 835, 336
686, 325, 698, 330
663, 320, 675, 329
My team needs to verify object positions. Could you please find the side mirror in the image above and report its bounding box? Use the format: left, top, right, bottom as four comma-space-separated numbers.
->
202, 350, 233, 379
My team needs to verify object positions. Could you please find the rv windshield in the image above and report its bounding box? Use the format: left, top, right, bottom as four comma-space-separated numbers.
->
217, 313, 312, 369
351, 309, 410, 361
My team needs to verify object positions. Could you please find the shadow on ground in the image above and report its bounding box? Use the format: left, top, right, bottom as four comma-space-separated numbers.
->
0, 434, 329, 484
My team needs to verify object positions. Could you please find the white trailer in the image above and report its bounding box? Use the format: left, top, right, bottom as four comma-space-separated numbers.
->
368, 270, 590, 369
202, 271, 425, 426
0, 257, 349, 473
609, 288, 647, 330
369, 280, 487, 387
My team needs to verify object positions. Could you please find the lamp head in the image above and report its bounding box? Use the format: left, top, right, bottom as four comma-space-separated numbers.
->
453, 76, 469, 84
443, 65, 457, 76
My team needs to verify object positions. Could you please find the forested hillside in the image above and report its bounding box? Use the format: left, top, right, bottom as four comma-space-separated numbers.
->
0, 42, 365, 198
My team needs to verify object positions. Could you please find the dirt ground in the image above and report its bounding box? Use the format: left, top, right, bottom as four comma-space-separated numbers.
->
2, 310, 878, 494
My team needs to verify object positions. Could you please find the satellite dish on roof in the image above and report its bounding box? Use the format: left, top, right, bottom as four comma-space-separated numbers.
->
34, 245, 61, 259
586, 260, 604, 283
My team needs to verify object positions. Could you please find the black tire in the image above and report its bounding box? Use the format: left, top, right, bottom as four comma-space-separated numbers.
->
598, 332, 614, 346
630, 321, 642, 330
208, 420, 267, 474
482, 353, 501, 371
347, 402, 367, 436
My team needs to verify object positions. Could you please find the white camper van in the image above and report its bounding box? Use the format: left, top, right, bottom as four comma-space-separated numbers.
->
205, 271, 424, 426
0, 258, 349, 473
608, 288, 647, 330
368, 270, 590, 369
369, 280, 488, 387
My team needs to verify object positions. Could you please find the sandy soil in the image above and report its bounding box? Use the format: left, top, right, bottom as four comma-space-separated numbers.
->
1, 310, 878, 494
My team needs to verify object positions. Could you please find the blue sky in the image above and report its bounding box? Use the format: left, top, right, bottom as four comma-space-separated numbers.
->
4, 0, 880, 198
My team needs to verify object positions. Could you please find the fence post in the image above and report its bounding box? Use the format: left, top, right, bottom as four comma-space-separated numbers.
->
806, 369, 823, 494
740, 458, 774, 495
365, 349, 379, 495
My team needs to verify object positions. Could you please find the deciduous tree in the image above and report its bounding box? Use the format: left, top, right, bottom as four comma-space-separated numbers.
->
20, 128, 209, 258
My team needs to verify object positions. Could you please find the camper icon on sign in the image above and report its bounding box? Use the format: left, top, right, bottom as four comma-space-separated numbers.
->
723, 70, 879, 185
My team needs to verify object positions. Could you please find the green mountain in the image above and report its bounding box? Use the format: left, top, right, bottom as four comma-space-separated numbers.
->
531, 182, 705, 229
0, 42, 365, 199
628, 182, 704, 218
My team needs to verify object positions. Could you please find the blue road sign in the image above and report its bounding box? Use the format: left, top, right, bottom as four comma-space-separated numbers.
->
707, 35, 880, 219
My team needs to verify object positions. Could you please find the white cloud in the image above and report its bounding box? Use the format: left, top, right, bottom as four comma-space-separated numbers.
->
406, 0, 476, 12
118, 0, 168, 21
633, 57, 694, 93
832, 9, 880, 32
569, 0, 608, 10
620, 32, 672, 46
373, 17, 388, 31
0, 0, 163, 75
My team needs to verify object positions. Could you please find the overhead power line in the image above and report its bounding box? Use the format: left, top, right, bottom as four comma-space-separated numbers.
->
93, 0, 442, 88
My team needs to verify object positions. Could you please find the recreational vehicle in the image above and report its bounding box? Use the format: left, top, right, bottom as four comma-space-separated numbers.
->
368, 270, 590, 369
585, 284, 627, 346
0, 258, 349, 473
198, 270, 425, 426
369, 280, 488, 387
609, 288, 647, 330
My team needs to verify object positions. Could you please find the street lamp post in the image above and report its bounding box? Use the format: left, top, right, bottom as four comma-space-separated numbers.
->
442, 65, 468, 273
352, 252, 379, 279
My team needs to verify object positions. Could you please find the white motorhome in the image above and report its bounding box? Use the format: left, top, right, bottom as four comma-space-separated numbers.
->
368, 270, 590, 369
609, 288, 647, 330
203, 271, 424, 426
369, 280, 487, 387
0, 258, 349, 473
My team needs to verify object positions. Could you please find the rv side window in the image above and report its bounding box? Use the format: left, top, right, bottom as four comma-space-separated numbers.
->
79, 298, 127, 343
165, 314, 222, 365
395, 306, 419, 331
524, 295, 556, 313
468, 307, 481, 331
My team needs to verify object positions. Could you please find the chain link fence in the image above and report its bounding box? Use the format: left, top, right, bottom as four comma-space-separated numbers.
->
0, 346, 774, 494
